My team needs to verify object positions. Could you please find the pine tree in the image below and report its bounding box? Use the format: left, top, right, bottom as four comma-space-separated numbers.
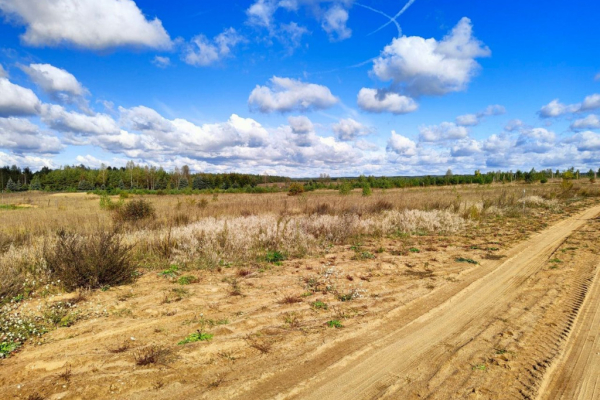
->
6, 178, 18, 192
178, 177, 189, 190
29, 177, 42, 191
118, 179, 125, 190
192, 176, 208, 190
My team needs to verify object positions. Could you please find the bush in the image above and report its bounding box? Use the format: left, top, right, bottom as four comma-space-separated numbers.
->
540, 178, 548, 184
288, 182, 305, 196
338, 181, 353, 195
362, 184, 372, 197
113, 199, 155, 222
44, 230, 137, 291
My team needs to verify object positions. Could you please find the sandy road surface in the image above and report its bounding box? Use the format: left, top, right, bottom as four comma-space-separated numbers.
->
538, 221, 600, 400
234, 205, 600, 400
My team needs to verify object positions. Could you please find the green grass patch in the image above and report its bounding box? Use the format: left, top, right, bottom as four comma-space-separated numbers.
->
178, 330, 213, 345
311, 300, 328, 310
0, 341, 19, 358
409, 247, 420, 253
177, 275, 198, 285
326, 320, 343, 329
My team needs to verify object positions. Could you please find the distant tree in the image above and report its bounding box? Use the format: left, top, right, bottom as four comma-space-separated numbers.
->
287, 182, 304, 196
78, 180, 93, 191
178, 177, 189, 190
6, 178, 18, 192
445, 168, 453, 177
118, 179, 125, 190
362, 183, 372, 197
29, 177, 42, 191
193, 176, 208, 190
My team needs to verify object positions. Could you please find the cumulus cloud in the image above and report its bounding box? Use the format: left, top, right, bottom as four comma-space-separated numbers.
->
0, 77, 41, 117
570, 114, 600, 131
322, 5, 351, 41
0, 117, 63, 154
0, 0, 172, 50
451, 139, 481, 157
371, 17, 490, 97
332, 118, 372, 141
357, 88, 418, 114
515, 127, 555, 153
455, 104, 505, 127
538, 99, 578, 118
505, 119, 524, 132
581, 94, 600, 112
22, 63, 84, 96
0, 150, 55, 170
246, 0, 278, 28
41, 104, 120, 135
248, 76, 338, 113
539, 94, 600, 118
419, 122, 469, 142
566, 130, 600, 151
152, 56, 171, 69
183, 28, 245, 67
387, 131, 417, 156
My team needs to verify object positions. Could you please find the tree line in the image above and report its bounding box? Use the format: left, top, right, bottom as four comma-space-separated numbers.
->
1, 164, 598, 193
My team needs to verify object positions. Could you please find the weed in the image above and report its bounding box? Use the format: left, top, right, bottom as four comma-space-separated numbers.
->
218, 350, 236, 362
246, 336, 272, 354
178, 330, 214, 345
456, 257, 478, 264
0, 341, 19, 358
229, 279, 242, 296
159, 264, 179, 279
471, 364, 487, 371
549, 258, 562, 263
283, 312, 301, 328
311, 300, 328, 310
409, 247, 420, 253
57, 364, 72, 382
326, 320, 343, 328
279, 295, 302, 304
113, 199, 155, 222
177, 275, 198, 285
266, 250, 286, 264
133, 345, 166, 366
108, 341, 131, 354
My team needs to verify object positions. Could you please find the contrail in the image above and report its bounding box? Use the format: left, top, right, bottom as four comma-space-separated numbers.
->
368, 0, 418, 36
355, 3, 402, 36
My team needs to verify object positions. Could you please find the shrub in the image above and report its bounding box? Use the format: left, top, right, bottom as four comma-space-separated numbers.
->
362, 184, 372, 197
113, 199, 155, 222
44, 230, 137, 291
540, 177, 548, 184
288, 182, 305, 196
370, 200, 393, 213
338, 181, 353, 195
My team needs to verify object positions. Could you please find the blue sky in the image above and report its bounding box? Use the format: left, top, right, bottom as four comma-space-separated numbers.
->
0, 0, 598, 177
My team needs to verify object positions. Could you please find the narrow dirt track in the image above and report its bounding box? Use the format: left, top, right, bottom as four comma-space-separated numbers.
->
233, 205, 600, 400
538, 235, 600, 400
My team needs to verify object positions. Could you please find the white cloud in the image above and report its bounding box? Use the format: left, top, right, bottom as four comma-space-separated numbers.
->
538, 99, 578, 118
419, 122, 469, 142
332, 118, 372, 141
0, 64, 7, 78
571, 114, 600, 131
482, 133, 513, 153
0, 150, 55, 170
246, 0, 278, 28
0, 117, 63, 154
183, 28, 245, 67
0, 77, 41, 117
455, 104, 505, 126
322, 5, 351, 41
21, 63, 86, 97
41, 104, 120, 135
249, 76, 338, 113
515, 127, 555, 153
566, 131, 600, 151
451, 139, 481, 157
581, 94, 600, 112
288, 115, 315, 147
371, 17, 490, 97
152, 56, 171, 69
539, 94, 600, 118
357, 88, 418, 114
0, 0, 172, 50
387, 131, 417, 156
505, 119, 524, 132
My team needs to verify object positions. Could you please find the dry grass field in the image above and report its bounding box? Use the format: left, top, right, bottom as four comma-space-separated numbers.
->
1, 181, 600, 399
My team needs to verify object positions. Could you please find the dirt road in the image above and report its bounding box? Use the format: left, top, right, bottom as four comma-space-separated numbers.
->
235, 205, 600, 400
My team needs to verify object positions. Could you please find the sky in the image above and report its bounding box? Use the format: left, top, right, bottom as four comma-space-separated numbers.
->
0, 0, 598, 177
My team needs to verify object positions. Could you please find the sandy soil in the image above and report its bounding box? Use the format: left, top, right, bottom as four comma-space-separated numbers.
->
2, 203, 600, 400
